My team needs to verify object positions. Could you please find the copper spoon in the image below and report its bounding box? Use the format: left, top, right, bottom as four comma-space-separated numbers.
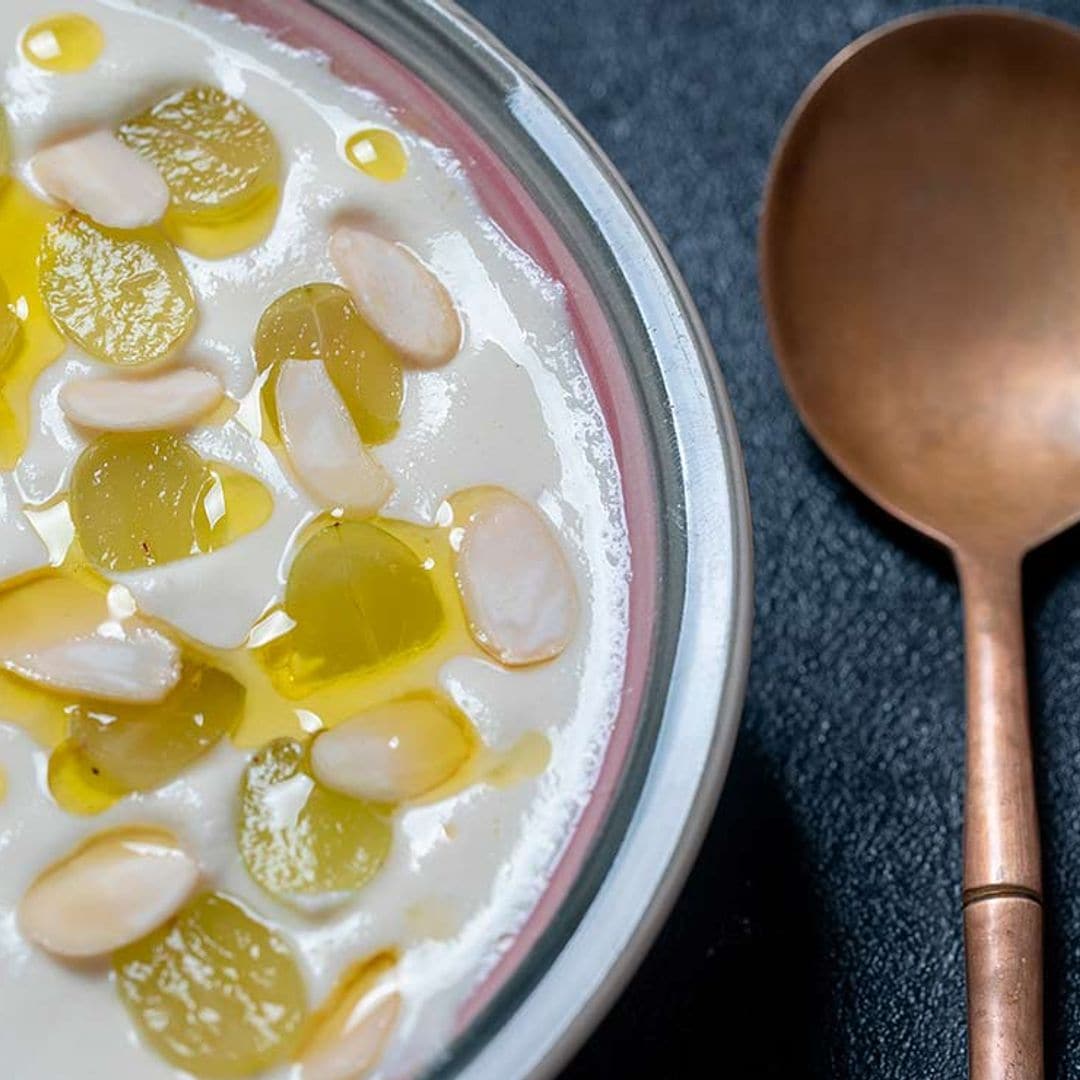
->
757, 8, 1080, 1077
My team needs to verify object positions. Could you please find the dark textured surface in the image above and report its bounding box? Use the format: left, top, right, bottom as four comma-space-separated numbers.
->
455, 1, 1080, 1077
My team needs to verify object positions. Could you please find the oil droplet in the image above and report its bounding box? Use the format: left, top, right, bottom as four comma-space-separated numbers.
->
0, 762, 7, 805
21, 14, 104, 73
344, 129, 408, 182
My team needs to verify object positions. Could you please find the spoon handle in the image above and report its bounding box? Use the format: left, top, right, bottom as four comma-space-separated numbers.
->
957, 553, 1043, 1080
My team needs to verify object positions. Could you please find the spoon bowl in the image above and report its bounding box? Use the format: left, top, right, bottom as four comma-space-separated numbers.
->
763, 9, 1080, 554
760, 10, 1080, 1078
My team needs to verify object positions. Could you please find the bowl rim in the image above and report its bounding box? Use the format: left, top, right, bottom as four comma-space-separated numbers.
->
284, 0, 753, 1074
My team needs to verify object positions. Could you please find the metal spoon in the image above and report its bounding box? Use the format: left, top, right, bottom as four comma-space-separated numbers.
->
757, 9, 1080, 1077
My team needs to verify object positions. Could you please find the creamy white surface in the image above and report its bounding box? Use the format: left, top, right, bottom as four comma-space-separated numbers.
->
0, 2, 629, 1078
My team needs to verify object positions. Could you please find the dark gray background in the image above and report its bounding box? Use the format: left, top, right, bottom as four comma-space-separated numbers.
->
455, 1, 1080, 1077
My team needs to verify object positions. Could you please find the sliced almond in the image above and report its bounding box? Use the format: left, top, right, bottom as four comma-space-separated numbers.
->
454, 489, 578, 666
311, 696, 470, 803
0, 575, 110, 656
277, 358, 392, 515
59, 367, 224, 432
3, 625, 181, 704
18, 825, 200, 958
330, 225, 461, 368
31, 129, 169, 230
300, 986, 400, 1080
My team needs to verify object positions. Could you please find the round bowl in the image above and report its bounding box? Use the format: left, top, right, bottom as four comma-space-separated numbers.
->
211, 1, 753, 1075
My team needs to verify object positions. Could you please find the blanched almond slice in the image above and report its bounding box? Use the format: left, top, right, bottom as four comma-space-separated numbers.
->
31, 130, 169, 229
300, 988, 401, 1080
311, 696, 470, 802
277, 358, 392, 515
455, 490, 578, 665
3, 625, 181, 704
59, 367, 224, 431
329, 225, 461, 368
18, 825, 199, 958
